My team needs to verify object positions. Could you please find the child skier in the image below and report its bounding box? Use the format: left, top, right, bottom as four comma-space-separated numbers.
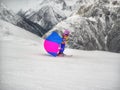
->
58, 30, 70, 56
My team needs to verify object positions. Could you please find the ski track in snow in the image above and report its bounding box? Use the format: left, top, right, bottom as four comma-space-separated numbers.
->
0, 20, 120, 90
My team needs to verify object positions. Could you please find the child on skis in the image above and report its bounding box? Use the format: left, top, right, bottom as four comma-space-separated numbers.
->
58, 30, 70, 56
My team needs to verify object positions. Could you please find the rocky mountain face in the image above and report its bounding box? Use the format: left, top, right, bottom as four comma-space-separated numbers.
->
45, 0, 120, 53
107, 16, 120, 53
76, 0, 120, 53
0, 3, 46, 37
25, 5, 66, 30
16, 17, 46, 36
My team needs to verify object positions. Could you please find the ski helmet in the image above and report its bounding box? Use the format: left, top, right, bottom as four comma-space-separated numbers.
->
64, 29, 70, 35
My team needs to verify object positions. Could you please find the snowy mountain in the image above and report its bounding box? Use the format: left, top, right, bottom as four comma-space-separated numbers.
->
22, 0, 78, 17
1, 19, 120, 90
0, 3, 46, 37
44, 0, 120, 53
21, 4, 66, 31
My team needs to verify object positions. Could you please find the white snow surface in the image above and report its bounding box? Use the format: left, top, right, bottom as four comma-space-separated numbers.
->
0, 20, 120, 90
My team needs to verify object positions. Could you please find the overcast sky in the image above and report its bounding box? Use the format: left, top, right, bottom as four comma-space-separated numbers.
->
0, 0, 42, 12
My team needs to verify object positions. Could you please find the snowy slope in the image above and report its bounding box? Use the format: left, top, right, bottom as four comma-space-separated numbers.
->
0, 3, 21, 25
0, 20, 41, 42
0, 20, 120, 90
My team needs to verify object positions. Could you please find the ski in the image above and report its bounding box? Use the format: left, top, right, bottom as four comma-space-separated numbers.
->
57, 54, 72, 57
